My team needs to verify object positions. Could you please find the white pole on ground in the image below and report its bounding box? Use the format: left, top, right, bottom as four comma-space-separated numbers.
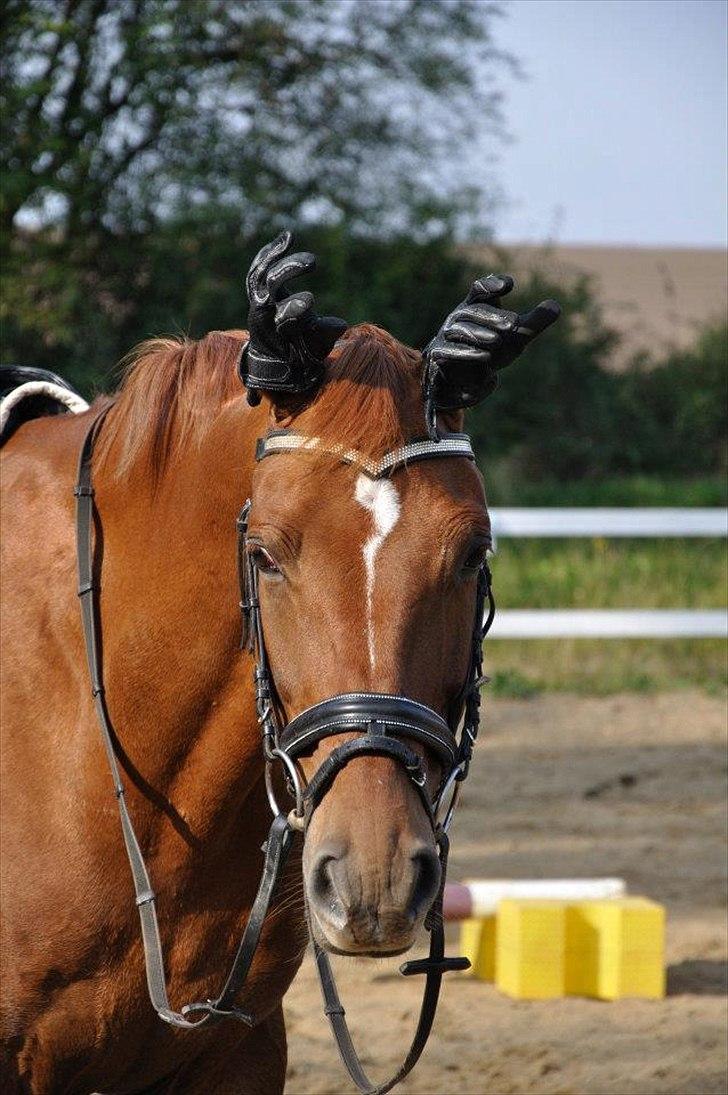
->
443, 878, 627, 920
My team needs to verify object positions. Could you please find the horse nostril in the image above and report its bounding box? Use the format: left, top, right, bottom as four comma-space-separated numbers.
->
409, 846, 441, 919
308, 847, 347, 927
311, 854, 335, 903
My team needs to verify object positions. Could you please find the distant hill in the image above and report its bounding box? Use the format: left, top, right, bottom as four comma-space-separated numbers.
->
470, 243, 727, 367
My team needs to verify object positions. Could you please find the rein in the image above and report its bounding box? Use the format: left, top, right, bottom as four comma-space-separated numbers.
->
75, 408, 495, 1094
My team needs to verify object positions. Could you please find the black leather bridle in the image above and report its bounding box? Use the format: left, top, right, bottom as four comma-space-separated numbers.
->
75, 410, 495, 1095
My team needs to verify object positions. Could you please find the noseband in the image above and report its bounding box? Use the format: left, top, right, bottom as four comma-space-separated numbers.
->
75, 413, 494, 1095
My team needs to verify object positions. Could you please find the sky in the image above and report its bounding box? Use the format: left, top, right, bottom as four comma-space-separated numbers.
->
485, 0, 727, 247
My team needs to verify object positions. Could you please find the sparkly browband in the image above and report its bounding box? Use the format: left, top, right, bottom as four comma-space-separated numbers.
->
255, 430, 475, 479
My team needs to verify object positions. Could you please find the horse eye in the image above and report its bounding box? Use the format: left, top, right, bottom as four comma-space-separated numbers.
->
248, 545, 281, 576
462, 542, 489, 572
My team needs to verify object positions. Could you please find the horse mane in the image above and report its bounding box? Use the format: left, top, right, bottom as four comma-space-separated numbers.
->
96, 330, 246, 479
96, 323, 427, 480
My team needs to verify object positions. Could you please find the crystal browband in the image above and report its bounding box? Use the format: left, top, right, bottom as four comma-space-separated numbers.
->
255, 430, 475, 479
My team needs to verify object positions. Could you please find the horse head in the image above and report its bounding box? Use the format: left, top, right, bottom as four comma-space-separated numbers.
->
238, 236, 559, 959
242, 324, 487, 956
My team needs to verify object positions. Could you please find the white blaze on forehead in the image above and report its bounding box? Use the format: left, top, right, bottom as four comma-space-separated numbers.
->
354, 474, 401, 670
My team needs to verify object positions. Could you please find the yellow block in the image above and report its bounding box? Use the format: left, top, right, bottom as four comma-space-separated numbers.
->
565, 898, 665, 1000
496, 900, 567, 999
459, 916, 496, 980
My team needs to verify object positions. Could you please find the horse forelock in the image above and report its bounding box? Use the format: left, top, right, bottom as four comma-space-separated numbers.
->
297, 323, 426, 461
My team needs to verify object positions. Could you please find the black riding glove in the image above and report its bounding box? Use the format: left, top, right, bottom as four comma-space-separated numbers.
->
423, 274, 561, 412
239, 231, 348, 404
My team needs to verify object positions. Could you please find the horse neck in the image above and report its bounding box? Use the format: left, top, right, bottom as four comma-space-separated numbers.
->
93, 396, 266, 838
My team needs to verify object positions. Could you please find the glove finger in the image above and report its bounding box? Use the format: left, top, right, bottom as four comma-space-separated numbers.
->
515, 299, 562, 345
246, 231, 292, 304
304, 314, 349, 357
274, 292, 314, 333
310, 314, 349, 338
429, 340, 494, 368
447, 302, 518, 333
266, 251, 316, 302
465, 273, 515, 305
444, 320, 502, 349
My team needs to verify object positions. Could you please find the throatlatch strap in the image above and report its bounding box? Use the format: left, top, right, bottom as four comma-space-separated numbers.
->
75, 410, 293, 1029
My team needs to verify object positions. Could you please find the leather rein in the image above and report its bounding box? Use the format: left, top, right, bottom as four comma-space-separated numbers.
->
75, 407, 495, 1095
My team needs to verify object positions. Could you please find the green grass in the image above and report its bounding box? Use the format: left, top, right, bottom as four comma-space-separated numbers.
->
486, 538, 727, 695
491, 538, 726, 609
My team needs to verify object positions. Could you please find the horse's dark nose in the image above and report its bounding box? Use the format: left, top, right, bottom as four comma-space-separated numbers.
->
306, 841, 441, 955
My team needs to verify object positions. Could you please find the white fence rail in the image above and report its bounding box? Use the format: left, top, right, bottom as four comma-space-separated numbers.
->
490, 507, 727, 540
489, 507, 728, 639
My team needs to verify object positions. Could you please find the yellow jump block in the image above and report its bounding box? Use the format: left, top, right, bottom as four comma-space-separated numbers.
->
565, 898, 665, 1000
496, 900, 567, 998
460, 897, 666, 1001
459, 916, 496, 981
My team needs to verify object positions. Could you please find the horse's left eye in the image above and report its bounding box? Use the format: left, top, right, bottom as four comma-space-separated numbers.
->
248, 545, 281, 576
462, 542, 489, 573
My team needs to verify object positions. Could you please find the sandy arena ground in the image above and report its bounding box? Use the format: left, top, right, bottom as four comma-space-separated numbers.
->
283, 691, 728, 1095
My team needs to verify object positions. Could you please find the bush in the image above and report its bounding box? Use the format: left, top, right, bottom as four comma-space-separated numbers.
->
617, 323, 728, 476
468, 271, 622, 479
3, 223, 725, 495
0, 220, 480, 396
468, 263, 727, 487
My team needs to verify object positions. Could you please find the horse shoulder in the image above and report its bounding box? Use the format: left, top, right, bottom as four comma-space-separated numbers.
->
0, 410, 110, 1067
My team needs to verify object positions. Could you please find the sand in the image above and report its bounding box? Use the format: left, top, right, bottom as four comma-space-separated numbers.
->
283, 691, 728, 1095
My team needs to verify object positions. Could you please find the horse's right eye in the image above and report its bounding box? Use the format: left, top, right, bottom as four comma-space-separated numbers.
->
248, 545, 281, 576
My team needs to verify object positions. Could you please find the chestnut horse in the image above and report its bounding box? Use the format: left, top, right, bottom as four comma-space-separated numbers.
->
1, 322, 494, 1093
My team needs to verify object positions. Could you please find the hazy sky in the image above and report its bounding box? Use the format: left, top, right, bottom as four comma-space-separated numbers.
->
487, 0, 727, 246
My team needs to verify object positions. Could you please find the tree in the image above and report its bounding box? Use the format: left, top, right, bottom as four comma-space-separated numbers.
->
1, 0, 511, 386
2, 0, 509, 237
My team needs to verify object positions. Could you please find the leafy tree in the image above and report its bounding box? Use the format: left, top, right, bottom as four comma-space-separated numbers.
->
1, 0, 511, 386
2, 0, 509, 236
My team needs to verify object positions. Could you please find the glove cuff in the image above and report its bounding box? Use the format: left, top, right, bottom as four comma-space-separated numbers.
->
238, 342, 325, 400
422, 353, 499, 413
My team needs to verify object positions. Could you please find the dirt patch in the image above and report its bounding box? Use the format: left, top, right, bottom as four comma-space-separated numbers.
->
469, 244, 728, 367
284, 691, 728, 1095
